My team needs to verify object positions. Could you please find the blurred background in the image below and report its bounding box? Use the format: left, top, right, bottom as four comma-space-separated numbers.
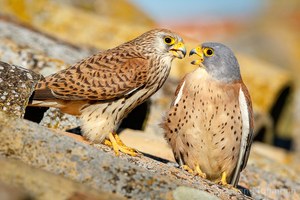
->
128, 0, 299, 152
0, 0, 299, 164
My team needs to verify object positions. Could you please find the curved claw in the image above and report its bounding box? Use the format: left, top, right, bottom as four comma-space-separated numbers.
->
181, 164, 206, 179
104, 132, 139, 156
216, 171, 237, 190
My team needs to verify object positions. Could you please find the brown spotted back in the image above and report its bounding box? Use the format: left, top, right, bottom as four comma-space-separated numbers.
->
36, 46, 149, 100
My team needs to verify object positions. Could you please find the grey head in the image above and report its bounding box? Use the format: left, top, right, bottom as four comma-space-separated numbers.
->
190, 42, 241, 83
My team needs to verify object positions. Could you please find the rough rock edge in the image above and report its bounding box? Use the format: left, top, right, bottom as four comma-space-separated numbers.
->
0, 61, 41, 118
0, 16, 94, 65
0, 111, 250, 200
0, 180, 32, 200
0, 158, 125, 200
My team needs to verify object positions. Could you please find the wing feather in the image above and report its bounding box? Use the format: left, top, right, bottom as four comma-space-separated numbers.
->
240, 83, 254, 170
230, 83, 254, 186
170, 74, 188, 107
34, 49, 149, 101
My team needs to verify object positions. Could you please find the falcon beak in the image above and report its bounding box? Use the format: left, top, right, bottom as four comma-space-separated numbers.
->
189, 46, 204, 66
170, 42, 186, 59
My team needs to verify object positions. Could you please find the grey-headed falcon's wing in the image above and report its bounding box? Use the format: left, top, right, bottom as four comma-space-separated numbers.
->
230, 83, 254, 186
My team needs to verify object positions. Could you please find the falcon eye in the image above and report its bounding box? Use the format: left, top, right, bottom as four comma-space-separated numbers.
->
204, 47, 214, 57
164, 36, 175, 45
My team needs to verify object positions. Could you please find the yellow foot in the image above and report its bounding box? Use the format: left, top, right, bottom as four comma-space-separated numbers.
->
182, 165, 194, 173
219, 171, 228, 186
216, 172, 237, 190
182, 164, 206, 179
195, 164, 207, 179
103, 132, 139, 157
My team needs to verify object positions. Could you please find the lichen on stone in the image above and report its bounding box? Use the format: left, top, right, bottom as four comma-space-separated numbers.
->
0, 61, 42, 118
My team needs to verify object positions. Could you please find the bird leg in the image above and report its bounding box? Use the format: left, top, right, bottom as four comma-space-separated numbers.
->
114, 133, 136, 152
182, 164, 206, 179
219, 171, 228, 185
194, 164, 207, 178
104, 132, 138, 156
182, 165, 194, 173
217, 171, 237, 190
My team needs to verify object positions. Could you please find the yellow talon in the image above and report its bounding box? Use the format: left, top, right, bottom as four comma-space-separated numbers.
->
220, 171, 228, 185
217, 172, 238, 190
182, 164, 206, 179
104, 139, 112, 146
113, 133, 136, 153
218, 171, 234, 189
182, 165, 194, 173
104, 133, 139, 156
195, 164, 206, 179
109, 132, 120, 156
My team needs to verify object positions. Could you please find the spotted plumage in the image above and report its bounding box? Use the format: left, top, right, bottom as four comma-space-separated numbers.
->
30, 28, 186, 156
163, 42, 253, 186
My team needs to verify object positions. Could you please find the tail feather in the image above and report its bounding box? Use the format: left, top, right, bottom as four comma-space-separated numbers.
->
29, 100, 61, 108
31, 89, 57, 100
29, 78, 58, 107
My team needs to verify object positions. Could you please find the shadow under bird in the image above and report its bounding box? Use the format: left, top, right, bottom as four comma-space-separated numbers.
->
163, 42, 253, 187
29, 28, 186, 156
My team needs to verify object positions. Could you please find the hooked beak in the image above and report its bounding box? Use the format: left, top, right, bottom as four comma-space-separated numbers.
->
189, 46, 204, 66
170, 42, 186, 59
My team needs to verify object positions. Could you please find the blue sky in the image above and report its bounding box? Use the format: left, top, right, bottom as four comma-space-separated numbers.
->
129, 0, 267, 23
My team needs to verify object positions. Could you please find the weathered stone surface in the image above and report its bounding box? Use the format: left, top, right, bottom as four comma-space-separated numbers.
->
39, 107, 80, 130
247, 143, 300, 183
0, 18, 89, 130
120, 128, 174, 161
0, 158, 125, 200
120, 130, 300, 199
0, 61, 41, 118
239, 143, 300, 200
172, 186, 220, 200
0, 111, 250, 200
240, 165, 300, 200
119, 123, 300, 200
0, 181, 32, 200
0, 0, 154, 49
0, 18, 93, 76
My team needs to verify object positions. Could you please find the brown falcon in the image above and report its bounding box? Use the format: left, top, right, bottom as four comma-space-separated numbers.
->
30, 28, 186, 156
163, 42, 253, 187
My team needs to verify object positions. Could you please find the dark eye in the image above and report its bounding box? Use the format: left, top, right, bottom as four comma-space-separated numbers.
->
165, 37, 171, 43
164, 36, 175, 45
206, 49, 213, 55
204, 47, 214, 57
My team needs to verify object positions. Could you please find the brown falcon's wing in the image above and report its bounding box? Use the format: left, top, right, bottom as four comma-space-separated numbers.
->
34, 50, 149, 101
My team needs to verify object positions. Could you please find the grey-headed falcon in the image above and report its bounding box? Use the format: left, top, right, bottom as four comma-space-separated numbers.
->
163, 42, 253, 187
